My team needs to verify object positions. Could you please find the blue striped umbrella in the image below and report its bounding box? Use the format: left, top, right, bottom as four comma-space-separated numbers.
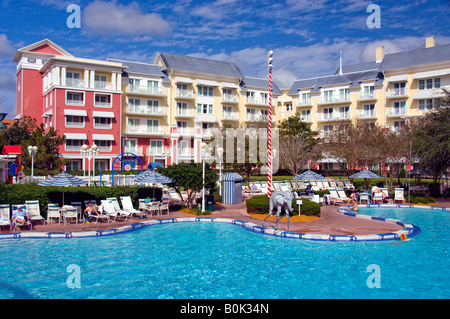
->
349, 169, 381, 179
133, 170, 173, 184
293, 170, 325, 180
39, 172, 87, 206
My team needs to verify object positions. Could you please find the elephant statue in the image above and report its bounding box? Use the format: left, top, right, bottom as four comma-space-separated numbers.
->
269, 191, 294, 217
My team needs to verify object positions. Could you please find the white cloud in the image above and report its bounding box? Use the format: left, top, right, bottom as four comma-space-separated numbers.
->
83, 1, 172, 36
0, 34, 14, 59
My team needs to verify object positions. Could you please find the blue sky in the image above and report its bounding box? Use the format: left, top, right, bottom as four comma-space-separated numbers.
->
0, 0, 449, 118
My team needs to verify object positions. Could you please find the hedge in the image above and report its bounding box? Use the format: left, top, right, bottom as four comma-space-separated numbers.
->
0, 183, 162, 218
246, 195, 320, 217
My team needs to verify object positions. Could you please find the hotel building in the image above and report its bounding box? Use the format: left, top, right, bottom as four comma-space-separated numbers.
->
12, 37, 449, 172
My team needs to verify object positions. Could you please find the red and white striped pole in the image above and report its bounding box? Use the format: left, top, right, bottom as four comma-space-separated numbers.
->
267, 50, 274, 198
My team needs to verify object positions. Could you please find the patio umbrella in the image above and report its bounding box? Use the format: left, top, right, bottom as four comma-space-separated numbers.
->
407, 168, 431, 184
293, 170, 326, 180
38, 172, 87, 206
349, 169, 382, 190
133, 170, 173, 199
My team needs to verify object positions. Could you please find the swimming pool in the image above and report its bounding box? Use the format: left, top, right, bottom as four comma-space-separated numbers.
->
0, 206, 448, 299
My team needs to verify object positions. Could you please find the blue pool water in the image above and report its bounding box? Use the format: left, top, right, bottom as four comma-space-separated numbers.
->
0, 207, 448, 299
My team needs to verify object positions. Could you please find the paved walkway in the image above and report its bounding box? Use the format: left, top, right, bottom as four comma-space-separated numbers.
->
6, 199, 448, 235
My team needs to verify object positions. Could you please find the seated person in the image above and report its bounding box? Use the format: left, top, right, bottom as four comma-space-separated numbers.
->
83, 201, 104, 222
11, 206, 29, 226
251, 182, 261, 193
371, 186, 386, 200
348, 192, 359, 212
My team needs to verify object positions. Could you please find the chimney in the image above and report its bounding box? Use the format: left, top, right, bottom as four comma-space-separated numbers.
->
376, 46, 385, 63
426, 36, 436, 48
339, 50, 343, 75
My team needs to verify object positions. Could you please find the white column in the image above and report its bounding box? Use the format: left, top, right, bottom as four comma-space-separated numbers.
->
90, 70, 95, 89
116, 73, 122, 91
84, 69, 90, 88
53, 66, 60, 86
61, 66, 66, 86
111, 72, 117, 91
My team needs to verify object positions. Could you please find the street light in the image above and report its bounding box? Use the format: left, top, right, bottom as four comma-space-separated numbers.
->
80, 144, 99, 186
217, 147, 224, 196
28, 145, 38, 181
201, 142, 207, 213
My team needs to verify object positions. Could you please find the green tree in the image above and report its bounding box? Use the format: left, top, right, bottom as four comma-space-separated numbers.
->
158, 162, 219, 208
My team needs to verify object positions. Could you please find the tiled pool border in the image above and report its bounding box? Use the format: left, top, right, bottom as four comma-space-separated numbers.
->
1, 204, 445, 241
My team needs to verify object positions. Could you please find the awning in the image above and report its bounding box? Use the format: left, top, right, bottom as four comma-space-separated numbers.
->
174, 77, 193, 84
221, 82, 239, 89
92, 134, 115, 141
64, 109, 87, 116
92, 111, 115, 118
413, 68, 450, 79
388, 74, 409, 82
196, 79, 219, 87
413, 90, 446, 99
41, 109, 53, 118
65, 133, 87, 140
195, 115, 219, 123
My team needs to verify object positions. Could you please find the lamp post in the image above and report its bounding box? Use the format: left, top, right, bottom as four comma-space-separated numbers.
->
28, 145, 38, 181
217, 147, 224, 196
91, 144, 98, 185
201, 142, 207, 213
80, 144, 98, 186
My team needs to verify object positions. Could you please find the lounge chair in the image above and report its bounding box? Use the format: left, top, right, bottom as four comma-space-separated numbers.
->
47, 203, 61, 224
147, 202, 161, 217
328, 188, 344, 205
11, 205, 33, 230
394, 188, 404, 204
380, 188, 393, 203
336, 180, 345, 188
25, 200, 46, 224
71, 202, 82, 217
329, 179, 337, 188
312, 194, 324, 206
259, 182, 268, 194
359, 193, 370, 204
159, 201, 169, 215
344, 180, 355, 189
336, 188, 352, 203
372, 192, 383, 204
168, 190, 183, 204
0, 204, 12, 231
64, 207, 78, 224
120, 196, 145, 218
106, 197, 131, 221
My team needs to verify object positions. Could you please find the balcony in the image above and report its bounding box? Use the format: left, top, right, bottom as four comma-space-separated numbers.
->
146, 147, 166, 157
222, 112, 239, 121
358, 92, 377, 101
66, 99, 85, 106
65, 78, 85, 89
387, 88, 408, 98
318, 95, 351, 105
387, 108, 406, 118
175, 108, 194, 118
127, 85, 165, 97
358, 110, 377, 120
246, 113, 270, 122
126, 126, 165, 136
124, 146, 144, 156
94, 81, 113, 91
222, 93, 239, 103
127, 105, 166, 117
296, 98, 312, 107
317, 113, 350, 122
175, 89, 194, 99
300, 115, 312, 123
246, 96, 270, 106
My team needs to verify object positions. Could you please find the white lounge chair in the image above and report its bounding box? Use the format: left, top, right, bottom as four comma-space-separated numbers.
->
336, 188, 352, 203
168, 191, 183, 204
47, 203, 61, 224
159, 201, 170, 215
372, 192, 383, 204
329, 180, 337, 188
120, 196, 145, 218
25, 200, 46, 224
359, 193, 370, 204
380, 188, 393, 203
11, 205, 33, 231
344, 180, 355, 189
328, 188, 344, 205
106, 198, 131, 221
394, 188, 404, 204
71, 202, 82, 217
64, 207, 78, 224
0, 204, 12, 231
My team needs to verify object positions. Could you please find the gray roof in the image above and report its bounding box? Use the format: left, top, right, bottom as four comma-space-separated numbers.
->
107, 58, 170, 82
240, 77, 283, 95
379, 43, 450, 71
335, 61, 380, 75
158, 52, 243, 78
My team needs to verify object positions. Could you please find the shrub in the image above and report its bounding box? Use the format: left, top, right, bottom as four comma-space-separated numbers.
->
0, 184, 161, 218
246, 195, 320, 217
409, 193, 436, 204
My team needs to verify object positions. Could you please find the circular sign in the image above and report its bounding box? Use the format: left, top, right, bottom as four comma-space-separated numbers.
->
124, 164, 132, 171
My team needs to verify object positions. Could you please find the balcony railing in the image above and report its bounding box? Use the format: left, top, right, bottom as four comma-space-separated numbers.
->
358, 111, 377, 119
146, 147, 165, 156
222, 112, 239, 120
128, 85, 164, 96
175, 89, 194, 99
246, 96, 269, 106
127, 105, 166, 116
124, 146, 144, 156
65, 79, 85, 88
388, 108, 406, 117
222, 93, 239, 103
94, 81, 112, 90
388, 88, 408, 97
175, 108, 194, 117
300, 115, 312, 122
358, 92, 377, 100
127, 126, 164, 135
66, 100, 85, 106
296, 98, 312, 106
246, 114, 269, 122
317, 113, 350, 122
318, 95, 351, 104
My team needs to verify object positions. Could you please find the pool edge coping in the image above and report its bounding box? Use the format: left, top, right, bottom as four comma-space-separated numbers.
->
0, 203, 437, 241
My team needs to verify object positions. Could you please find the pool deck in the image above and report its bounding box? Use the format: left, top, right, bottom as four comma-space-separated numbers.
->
3, 199, 448, 236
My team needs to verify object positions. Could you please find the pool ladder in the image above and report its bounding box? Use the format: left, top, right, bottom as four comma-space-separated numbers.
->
261, 213, 290, 232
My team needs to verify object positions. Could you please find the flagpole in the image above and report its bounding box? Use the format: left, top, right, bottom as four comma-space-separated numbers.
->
268, 50, 273, 198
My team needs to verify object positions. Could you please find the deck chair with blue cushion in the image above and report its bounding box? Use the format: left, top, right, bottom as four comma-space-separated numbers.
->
11, 205, 33, 231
